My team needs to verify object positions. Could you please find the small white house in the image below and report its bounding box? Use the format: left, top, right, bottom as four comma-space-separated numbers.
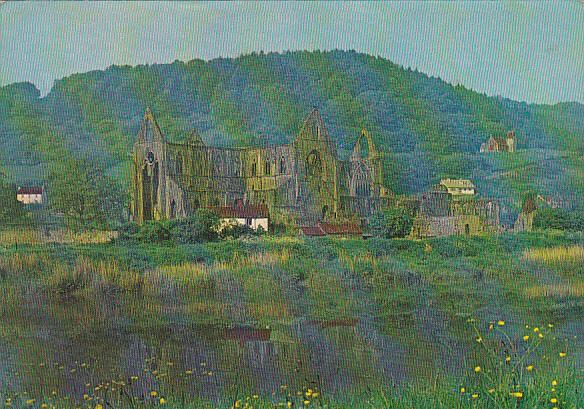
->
16, 186, 44, 205
439, 179, 476, 197
215, 202, 269, 232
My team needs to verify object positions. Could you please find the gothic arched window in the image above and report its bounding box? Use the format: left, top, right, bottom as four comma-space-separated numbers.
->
170, 199, 176, 219
351, 161, 371, 197
305, 150, 322, 177
175, 157, 181, 177
152, 162, 159, 205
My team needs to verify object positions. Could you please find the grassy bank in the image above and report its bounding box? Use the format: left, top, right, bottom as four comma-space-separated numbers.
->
0, 231, 583, 408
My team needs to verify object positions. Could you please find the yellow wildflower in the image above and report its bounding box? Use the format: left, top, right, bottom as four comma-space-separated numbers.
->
550, 398, 558, 403
559, 352, 567, 357
303, 400, 310, 405
235, 400, 241, 408
95, 405, 103, 409
510, 392, 523, 398
159, 398, 167, 405
533, 327, 539, 333
252, 395, 259, 399
552, 380, 558, 386
474, 366, 481, 373
505, 356, 511, 363
526, 365, 534, 372
523, 335, 529, 341
460, 387, 466, 393
287, 402, 292, 409
476, 337, 483, 343
26, 400, 35, 406
497, 320, 505, 326
41, 404, 49, 409
472, 393, 479, 399
150, 391, 158, 397
538, 333, 544, 339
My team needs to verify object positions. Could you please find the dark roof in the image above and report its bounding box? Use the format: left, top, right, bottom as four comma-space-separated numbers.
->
212, 204, 269, 219
319, 222, 363, 235
300, 225, 326, 236
17, 186, 43, 195
301, 222, 362, 236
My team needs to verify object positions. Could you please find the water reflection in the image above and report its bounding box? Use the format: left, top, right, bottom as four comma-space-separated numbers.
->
1, 293, 581, 404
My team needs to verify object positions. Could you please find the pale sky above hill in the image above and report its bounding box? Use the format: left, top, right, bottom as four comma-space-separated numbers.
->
0, 1, 582, 103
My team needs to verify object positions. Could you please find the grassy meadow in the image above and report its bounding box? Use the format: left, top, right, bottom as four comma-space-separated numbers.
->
0, 230, 583, 408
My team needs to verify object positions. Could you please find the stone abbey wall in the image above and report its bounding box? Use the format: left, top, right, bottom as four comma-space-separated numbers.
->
409, 186, 501, 238
130, 108, 391, 225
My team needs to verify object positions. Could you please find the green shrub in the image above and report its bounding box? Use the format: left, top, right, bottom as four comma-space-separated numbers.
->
117, 222, 141, 241
167, 209, 220, 244
369, 207, 414, 238
219, 222, 257, 239
140, 221, 171, 243
533, 208, 584, 231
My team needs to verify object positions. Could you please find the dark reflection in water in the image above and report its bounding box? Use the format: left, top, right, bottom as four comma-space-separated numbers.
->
1, 293, 581, 404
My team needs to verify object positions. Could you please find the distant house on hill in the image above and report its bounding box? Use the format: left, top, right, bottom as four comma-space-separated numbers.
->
213, 201, 269, 231
480, 130, 516, 153
439, 179, 476, 197
16, 186, 44, 205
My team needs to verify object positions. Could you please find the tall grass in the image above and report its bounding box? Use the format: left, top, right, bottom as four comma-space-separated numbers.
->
0, 228, 116, 246
0, 232, 583, 408
523, 245, 584, 276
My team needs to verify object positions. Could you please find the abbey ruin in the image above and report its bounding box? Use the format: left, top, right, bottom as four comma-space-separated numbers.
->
130, 108, 391, 225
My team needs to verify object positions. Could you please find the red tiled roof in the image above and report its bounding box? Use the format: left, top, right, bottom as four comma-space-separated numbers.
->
319, 222, 363, 235
212, 204, 269, 219
300, 225, 326, 236
301, 222, 362, 236
17, 186, 43, 195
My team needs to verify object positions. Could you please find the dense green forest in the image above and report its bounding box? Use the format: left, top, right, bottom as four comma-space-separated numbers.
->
1, 50, 582, 215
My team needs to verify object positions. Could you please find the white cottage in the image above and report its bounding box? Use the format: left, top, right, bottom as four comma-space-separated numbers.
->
439, 179, 476, 197
16, 186, 44, 205
214, 202, 269, 232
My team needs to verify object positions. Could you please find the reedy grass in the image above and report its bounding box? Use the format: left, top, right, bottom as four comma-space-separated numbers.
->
0, 228, 116, 246
0, 231, 583, 408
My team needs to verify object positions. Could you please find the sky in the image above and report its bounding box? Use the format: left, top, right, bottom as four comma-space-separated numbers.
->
0, 1, 582, 104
